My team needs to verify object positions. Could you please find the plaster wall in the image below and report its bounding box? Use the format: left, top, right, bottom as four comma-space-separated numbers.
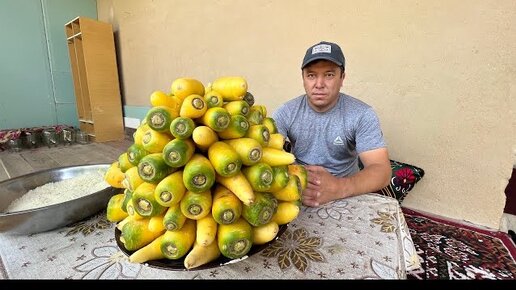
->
98, 0, 516, 229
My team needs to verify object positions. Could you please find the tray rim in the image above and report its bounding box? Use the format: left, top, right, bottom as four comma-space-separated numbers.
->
0, 163, 115, 235
0, 163, 112, 216
115, 223, 288, 271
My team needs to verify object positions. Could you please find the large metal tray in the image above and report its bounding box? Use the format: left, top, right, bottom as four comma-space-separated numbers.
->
115, 223, 288, 271
0, 163, 117, 235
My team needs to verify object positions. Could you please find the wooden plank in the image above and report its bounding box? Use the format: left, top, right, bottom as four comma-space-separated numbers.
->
73, 17, 124, 142
90, 142, 129, 162
67, 36, 84, 119
0, 153, 34, 179
45, 145, 90, 167
0, 140, 132, 181
0, 156, 10, 182
20, 151, 60, 171
66, 143, 115, 164
102, 139, 132, 153
90, 143, 119, 162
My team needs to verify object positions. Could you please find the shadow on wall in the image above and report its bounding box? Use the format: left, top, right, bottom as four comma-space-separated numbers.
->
113, 30, 126, 105
505, 168, 516, 216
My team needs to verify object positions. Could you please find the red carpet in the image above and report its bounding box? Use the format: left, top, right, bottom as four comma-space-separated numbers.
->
402, 208, 516, 280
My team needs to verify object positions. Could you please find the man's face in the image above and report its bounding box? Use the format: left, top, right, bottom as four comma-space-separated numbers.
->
302, 60, 345, 112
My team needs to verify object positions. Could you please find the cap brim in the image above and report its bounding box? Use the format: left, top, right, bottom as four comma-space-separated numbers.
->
302, 56, 343, 69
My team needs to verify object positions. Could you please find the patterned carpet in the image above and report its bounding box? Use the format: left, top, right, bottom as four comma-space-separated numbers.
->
403, 208, 516, 280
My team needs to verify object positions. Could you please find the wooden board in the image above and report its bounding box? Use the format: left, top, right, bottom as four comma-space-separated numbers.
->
66, 16, 124, 142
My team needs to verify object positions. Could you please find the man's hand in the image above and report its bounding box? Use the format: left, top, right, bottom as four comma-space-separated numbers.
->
302, 165, 350, 207
301, 148, 391, 207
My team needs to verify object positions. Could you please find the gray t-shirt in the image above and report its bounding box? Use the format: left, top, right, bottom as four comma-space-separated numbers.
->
272, 93, 386, 177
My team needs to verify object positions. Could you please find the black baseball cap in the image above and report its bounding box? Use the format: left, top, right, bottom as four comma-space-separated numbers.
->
301, 41, 345, 69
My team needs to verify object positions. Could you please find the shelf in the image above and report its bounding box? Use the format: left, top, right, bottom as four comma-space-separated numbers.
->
65, 16, 124, 143
66, 32, 82, 41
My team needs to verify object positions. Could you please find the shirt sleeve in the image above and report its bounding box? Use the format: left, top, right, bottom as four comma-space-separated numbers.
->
272, 105, 289, 138
355, 108, 387, 153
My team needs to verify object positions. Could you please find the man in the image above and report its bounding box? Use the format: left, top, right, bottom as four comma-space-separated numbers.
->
272, 41, 391, 207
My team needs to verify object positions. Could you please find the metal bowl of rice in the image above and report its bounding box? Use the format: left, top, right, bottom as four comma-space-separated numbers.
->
0, 163, 119, 235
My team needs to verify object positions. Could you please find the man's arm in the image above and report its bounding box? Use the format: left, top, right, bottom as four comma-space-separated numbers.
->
302, 148, 391, 207
348, 147, 391, 194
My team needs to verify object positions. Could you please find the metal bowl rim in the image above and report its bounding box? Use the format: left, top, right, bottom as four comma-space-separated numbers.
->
0, 163, 112, 217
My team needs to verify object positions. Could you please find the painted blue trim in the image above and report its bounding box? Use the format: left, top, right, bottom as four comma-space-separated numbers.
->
123, 105, 151, 122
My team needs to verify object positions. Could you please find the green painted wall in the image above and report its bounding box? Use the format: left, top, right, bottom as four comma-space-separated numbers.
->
124, 105, 150, 123
0, 0, 97, 130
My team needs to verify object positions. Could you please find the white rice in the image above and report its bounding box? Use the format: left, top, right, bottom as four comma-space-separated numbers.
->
6, 170, 110, 213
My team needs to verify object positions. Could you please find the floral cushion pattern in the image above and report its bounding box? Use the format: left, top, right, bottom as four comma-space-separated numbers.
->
374, 160, 425, 203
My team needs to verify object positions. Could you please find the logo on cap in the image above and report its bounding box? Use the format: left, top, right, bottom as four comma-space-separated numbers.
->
312, 44, 332, 55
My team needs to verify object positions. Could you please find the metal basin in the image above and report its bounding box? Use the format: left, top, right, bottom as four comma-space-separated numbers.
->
0, 163, 117, 235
